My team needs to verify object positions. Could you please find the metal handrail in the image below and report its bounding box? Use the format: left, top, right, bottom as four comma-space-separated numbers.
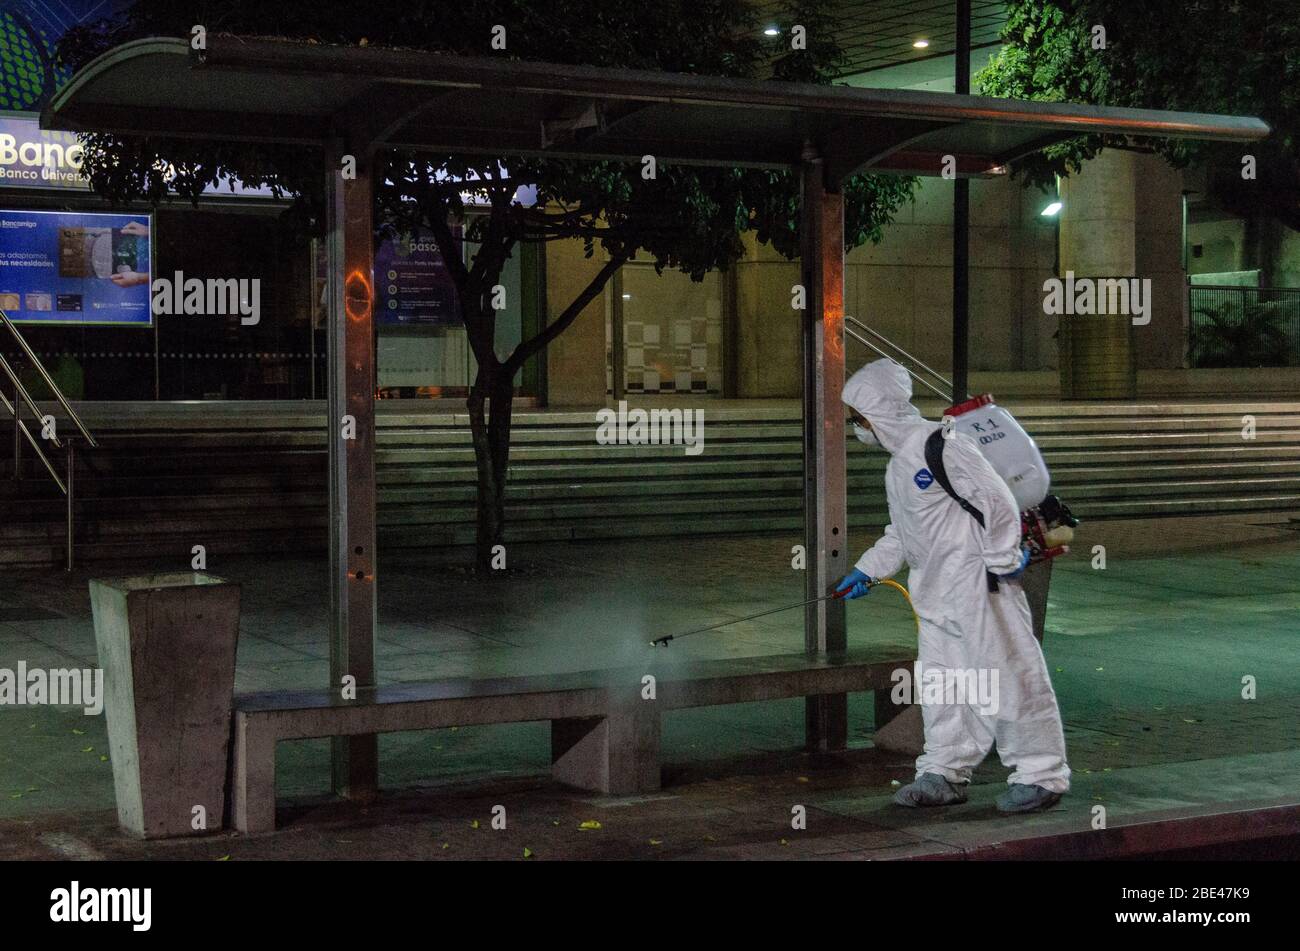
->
0, 385, 66, 493
0, 350, 64, 449
844, 315, 954, 403
0, 310, 97, 447
1, 309, 97, 570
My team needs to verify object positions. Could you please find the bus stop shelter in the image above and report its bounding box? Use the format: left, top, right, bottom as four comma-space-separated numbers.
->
43, 35, 1269, 804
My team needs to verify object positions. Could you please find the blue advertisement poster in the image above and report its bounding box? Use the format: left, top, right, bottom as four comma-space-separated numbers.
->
376, 227, 460, 326
0, 208, 152, 325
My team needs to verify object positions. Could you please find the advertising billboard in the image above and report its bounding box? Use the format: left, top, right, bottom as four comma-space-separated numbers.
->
0, 115, 85, 189
0, 208, 152, 325
374, 226, 460, 327
0, 1, 134, 112
376, 226, 461, 326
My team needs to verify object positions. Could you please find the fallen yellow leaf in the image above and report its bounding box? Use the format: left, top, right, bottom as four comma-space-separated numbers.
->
470, 819, 480, 829
579, 820, 602, 831
523, 847, 534, 859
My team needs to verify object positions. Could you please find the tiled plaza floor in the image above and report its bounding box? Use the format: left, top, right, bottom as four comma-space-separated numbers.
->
1, 512, 1297, 859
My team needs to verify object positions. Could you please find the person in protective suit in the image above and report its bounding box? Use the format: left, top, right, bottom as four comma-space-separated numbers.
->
836, 358, 1070, 813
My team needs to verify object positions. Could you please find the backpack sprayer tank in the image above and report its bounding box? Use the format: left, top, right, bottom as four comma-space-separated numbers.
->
944, 394, 1049, 511
944, 394, 1077, 564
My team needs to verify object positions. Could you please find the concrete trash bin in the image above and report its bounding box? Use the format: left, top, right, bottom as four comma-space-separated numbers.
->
89, 572, 241, 838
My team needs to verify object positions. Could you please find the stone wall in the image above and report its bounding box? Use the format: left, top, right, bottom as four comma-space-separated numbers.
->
542, 153, 1187, 404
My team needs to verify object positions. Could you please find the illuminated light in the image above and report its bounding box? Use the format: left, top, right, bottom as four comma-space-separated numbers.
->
764, 26, 781, 36
912, 39, 930, 48
622, 293, 632, 299
344, 269, 373, 322
1040, 201, 1063, 217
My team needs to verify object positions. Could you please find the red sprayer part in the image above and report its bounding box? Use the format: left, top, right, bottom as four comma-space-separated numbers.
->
944, 393, 995, 418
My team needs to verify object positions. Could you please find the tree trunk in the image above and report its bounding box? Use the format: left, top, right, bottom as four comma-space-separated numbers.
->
461, 250, 623, 574
467, 363, 515, 574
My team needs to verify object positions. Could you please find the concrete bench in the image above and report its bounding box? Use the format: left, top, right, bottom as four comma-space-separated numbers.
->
231, 646, 913, 833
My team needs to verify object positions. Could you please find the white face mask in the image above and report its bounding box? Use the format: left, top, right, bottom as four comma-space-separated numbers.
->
852, 421, 879, 448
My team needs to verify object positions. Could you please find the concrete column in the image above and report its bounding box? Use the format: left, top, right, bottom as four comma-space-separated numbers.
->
545, 236, 611, 407
734, 232, 802, 396
325, 140, 378, 802
800, 149, 848, 752
1058, 149, 1137, 397
1133, 153, 1190, 369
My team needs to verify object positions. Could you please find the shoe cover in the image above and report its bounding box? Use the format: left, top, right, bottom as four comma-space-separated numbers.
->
996, 783, 1063, 813
893, 772, 968, 807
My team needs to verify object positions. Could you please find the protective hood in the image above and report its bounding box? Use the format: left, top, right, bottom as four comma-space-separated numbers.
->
841, 358, 930, 455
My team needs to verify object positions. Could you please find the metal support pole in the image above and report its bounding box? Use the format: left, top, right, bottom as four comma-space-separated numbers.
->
953, 179, 970, 402
1180, 191, 1190, 272
799, 146, 848, 752
310, 237, 319, 400
325, 139, 379, 802
1181, 191, 1193, 368
65, 438, 74, 573
610, 266, 626, 401
952, 0, 972, 403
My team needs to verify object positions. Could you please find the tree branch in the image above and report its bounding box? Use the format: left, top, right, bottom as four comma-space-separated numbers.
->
503, 252, 626, 377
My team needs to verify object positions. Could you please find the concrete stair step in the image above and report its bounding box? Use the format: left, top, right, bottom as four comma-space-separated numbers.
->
3, 399, 1298, 567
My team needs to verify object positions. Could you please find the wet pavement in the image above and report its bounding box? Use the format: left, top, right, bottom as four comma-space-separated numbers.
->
2, 512, 1298, 859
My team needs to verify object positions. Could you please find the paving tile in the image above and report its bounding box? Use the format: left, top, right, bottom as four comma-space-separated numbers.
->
0, 517, 1296, 857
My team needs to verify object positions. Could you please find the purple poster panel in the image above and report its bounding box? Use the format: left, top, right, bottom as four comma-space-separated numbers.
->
375, 227, 460, 326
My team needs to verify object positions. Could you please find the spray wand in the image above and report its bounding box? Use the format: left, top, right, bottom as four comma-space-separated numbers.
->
649, 579, 917, 647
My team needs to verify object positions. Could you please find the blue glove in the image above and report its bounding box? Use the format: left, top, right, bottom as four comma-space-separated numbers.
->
998, 548, 1031, 580
834, 568, 873, 600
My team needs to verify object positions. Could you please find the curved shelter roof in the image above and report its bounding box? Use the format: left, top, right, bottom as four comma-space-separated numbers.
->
43, 35, 1269, 181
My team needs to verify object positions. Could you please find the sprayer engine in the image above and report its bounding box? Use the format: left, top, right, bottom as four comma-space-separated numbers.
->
1021, 494, 1079, 565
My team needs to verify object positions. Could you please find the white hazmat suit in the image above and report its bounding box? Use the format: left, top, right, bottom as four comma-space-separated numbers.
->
845, 359, 1070, 793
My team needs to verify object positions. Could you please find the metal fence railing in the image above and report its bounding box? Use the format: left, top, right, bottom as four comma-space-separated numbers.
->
1, 309, 99, 572
1189, 285, 1300, 368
